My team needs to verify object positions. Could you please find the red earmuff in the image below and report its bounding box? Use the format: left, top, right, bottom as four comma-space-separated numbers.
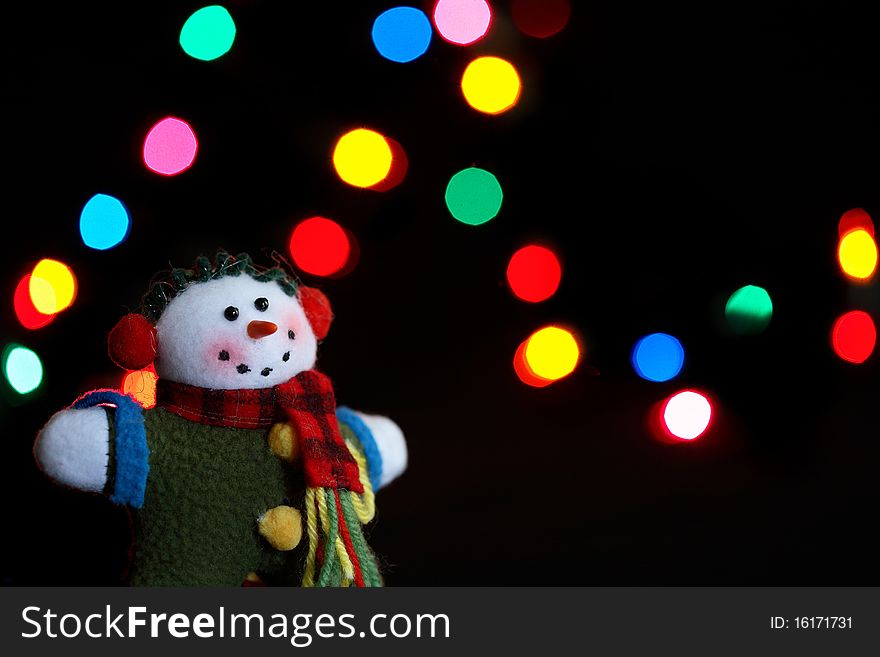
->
298, 286, 333, 340
108, 313, 157, 370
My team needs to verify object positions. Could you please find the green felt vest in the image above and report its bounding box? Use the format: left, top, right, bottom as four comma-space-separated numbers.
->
109, 407, 361, 586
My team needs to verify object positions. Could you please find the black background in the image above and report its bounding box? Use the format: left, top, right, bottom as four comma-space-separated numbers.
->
1, 0, 879, 585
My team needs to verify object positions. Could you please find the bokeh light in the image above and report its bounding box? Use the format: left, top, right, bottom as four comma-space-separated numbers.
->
506, 245, 562, 302
80, 193, 130, 250
179, 5, 236, 61
432, 0, 491, 45
123, 367, 158, 409
143, 117, 198, 176
632, 333, 684, 382
838, 228, 877, 281
367, 137, 408, 191
332, 128, 393, 188
29, 259, 77, 314
289, 216, 352, 277
513, 339, 553, 387
832, 310, 875, 364
445, 167, 503, 225
3, 344, 43, 395
725, 284, 772, 335
524, 326, 580, 381
14, 275, 56, 330
511, 0, 571, 38
461, 56, 521, 114
661, 390, 712, 441
838, 208, 874, 237
372, 7, 432, 63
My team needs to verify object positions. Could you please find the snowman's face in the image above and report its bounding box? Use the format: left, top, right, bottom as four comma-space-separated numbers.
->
154, 276, 318, 389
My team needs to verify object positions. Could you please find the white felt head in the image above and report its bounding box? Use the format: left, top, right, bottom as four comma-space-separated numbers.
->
154, 276, 318, 389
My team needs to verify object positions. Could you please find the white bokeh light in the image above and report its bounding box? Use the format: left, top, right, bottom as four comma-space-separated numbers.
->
662, 390, 712, 440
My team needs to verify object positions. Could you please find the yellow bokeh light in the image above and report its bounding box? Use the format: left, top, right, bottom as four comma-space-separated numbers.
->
838, 228, 878, 280
26, 276, 57, 316
524, 326, 580, 380
332, 128, 393, 188
29, 259, 77, 314
461, 56, 522, 115
123, 369, 158, 409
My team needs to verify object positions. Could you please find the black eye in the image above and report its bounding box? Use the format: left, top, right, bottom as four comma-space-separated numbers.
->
254, 297, 269, 312
288, 329, 296, 340
224, 306, 239, 321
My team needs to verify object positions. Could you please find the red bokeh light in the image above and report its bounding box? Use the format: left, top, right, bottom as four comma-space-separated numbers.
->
838, 208, 874, 238
289, 217, 352, 277
832, 310, 876, 364
511, 0, 571, 38
13, 275, 56, 330
513, 340, 553, 387
368, 137, 408, 192
506, 245, 562, 303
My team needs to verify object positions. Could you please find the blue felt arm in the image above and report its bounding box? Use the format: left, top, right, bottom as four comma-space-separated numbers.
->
73, 390, 150, 508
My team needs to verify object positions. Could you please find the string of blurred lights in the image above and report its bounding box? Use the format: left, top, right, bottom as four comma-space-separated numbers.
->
4, 0, 872, 451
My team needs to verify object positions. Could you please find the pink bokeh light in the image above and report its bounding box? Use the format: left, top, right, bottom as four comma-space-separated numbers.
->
433, 0, 491, 46
143, 117, 198, 176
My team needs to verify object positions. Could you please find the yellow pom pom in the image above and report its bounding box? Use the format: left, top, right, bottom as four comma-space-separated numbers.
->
268, 422, 298, 461
258, 505, 303, 551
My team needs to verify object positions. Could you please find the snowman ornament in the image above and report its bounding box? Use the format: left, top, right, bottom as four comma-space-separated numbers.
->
34, 252, 406, 586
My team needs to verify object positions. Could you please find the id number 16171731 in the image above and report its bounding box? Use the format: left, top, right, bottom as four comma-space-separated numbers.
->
770, 617, 852, 629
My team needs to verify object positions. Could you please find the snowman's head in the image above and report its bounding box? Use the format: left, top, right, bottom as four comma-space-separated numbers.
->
155, 275, 320, 389
108, 252, 332, 390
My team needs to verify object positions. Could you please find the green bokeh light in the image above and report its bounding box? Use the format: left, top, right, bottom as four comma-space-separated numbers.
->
179, 6, 236, 61
725, 285, 773, 334
444, 167, 504, 226
3, 344, 43, 395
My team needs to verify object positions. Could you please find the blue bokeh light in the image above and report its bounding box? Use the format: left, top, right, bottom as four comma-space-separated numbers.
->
371, 7, 432, 63
80, 194, 131, 250
631, 333, 685, 382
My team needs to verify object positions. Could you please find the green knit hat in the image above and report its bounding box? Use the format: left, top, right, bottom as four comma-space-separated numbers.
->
141, 250, 299, 323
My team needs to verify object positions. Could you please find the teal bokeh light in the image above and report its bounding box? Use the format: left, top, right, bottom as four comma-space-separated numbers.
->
3, 344, 43, 395
180, 6, 236, 61
444, 167, 503, 226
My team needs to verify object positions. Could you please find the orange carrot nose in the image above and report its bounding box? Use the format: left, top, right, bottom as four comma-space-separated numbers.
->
247, 320, 278, 339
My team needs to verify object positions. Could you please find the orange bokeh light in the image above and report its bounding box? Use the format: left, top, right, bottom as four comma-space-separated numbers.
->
122, 366, 158, 409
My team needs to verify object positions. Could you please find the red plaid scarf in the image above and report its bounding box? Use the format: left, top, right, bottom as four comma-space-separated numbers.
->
156, 370, 363, 493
